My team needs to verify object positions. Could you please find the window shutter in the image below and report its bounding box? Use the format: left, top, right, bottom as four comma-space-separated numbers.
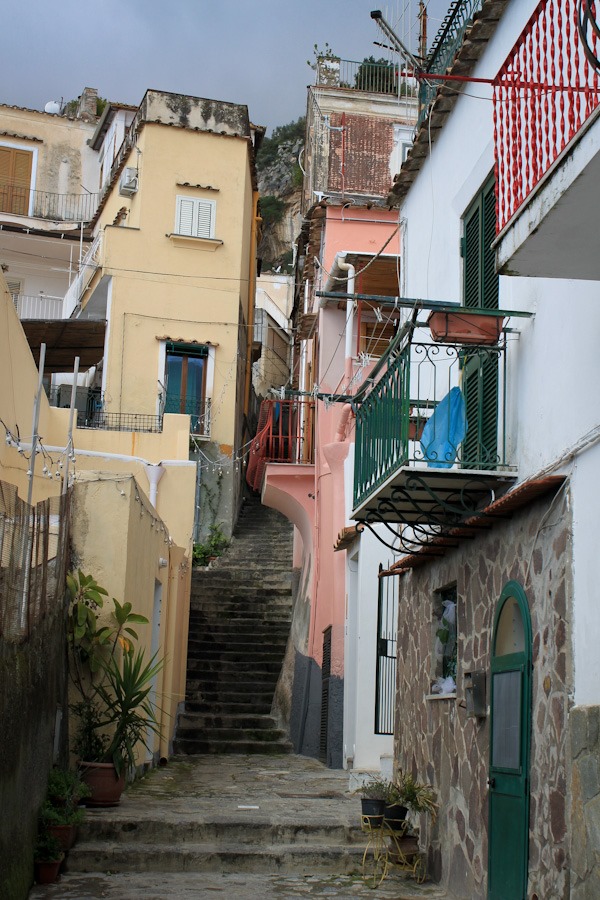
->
177, 198, 195, 236
195, 201, 213, 238
462, 176, 499, 469
482, 182, 498, 309
463, 202, 481, 310
0, 147, 32, 215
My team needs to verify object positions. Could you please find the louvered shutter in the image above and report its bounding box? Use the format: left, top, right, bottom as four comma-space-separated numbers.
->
176, 198, 195, 236
0, 148, 11, 212
462, 176, 499, 468
195, 201, 213, 238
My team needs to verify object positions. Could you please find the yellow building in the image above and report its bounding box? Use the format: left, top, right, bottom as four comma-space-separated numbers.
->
0, 86, 263, 767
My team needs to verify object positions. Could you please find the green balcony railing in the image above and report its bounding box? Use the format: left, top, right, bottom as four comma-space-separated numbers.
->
353, 338, 508, 512
417, 0, 484, 129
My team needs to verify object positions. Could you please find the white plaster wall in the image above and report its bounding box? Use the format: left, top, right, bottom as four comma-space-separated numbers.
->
399, 0, 600, 704
343, 444, 395, 771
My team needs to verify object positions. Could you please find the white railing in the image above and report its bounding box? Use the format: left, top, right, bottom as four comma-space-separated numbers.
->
62, 231, 104, 319
12, 294, 64, 320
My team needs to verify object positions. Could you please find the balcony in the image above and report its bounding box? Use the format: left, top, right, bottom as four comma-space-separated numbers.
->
315, 56, 417, 97
418, 0, 484, 129
12, 293, 64, 320
246, 398, 315, 492
493, 0, 600, 279
352, 333, 516, 533
0, 181, 100, 223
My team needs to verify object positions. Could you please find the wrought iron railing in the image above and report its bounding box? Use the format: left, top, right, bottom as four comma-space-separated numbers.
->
493, 0, 600, 232
246, 398, 315, 492
0, 181, 100, 222
316, 56, 417, 97
417, 0, 484, 128
12, 293, 64, 319
353, 339, 508, 510
162, 396, 211, 437
79, 412, 163, 433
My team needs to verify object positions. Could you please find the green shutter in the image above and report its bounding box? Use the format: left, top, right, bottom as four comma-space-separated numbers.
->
462, 176, 499, 469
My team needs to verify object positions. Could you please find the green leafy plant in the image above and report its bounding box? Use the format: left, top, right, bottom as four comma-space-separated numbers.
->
193, 524, 229, 566
46, 767, 90, 809
39, 800, 85, 828
92, 647, 163, 777
66, 570, 163, 778
34, 831, 63, 862
356, 778, 393, 802
394, 770, 438, 817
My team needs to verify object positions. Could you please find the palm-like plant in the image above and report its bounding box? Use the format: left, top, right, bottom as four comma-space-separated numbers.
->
93, 647, 163, 777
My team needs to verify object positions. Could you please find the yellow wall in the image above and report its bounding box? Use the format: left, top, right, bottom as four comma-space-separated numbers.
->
70, 475, 190, 764
86, 121, 256, 450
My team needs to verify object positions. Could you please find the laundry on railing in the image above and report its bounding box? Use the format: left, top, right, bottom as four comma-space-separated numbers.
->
420, 387, 467, 469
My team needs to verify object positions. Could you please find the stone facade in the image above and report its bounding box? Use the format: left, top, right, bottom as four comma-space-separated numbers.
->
394, 487, 572, 899
570, 705, 600, 899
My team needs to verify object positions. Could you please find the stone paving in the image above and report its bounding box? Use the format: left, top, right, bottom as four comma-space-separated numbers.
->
29, 755, 450, 899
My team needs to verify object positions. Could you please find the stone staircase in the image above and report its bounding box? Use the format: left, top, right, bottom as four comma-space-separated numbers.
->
173, 495, 294, 755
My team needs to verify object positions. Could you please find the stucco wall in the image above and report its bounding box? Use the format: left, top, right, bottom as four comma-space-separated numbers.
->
394, 488, 572, 899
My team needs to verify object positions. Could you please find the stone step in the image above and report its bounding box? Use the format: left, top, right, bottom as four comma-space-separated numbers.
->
179, 712, 279, 729
175, 723, 287, 743
184, 699, 276, 715
187, 636, 288, 651
185, 659, 285, 675
66, 841, 363, 875
172, 738, 293, 755
186, 649, 287, 664
183, 676, 280, 693
77, 818, 363, 847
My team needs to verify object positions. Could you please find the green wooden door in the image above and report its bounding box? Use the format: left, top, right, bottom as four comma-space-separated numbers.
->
488, 581, 532, 900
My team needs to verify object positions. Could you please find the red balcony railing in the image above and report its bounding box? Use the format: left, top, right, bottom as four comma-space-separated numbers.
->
246, 398, 314, 492
494, 0, 600, 232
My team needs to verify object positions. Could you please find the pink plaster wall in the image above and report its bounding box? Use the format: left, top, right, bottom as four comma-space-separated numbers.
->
323, 207, 400, 273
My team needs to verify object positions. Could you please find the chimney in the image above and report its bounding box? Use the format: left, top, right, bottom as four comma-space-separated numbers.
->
77, 87, 98, 121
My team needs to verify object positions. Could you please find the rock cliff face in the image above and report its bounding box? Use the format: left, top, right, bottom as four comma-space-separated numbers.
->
257, 138, 303, 272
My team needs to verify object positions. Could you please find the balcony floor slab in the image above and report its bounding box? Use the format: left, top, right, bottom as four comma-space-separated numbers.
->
352, 464, 517, 526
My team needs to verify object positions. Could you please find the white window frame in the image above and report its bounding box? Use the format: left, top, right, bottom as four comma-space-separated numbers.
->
174, 195, 216, 239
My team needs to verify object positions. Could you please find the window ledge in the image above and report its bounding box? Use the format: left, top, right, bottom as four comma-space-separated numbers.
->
167, 233, 223, 250
425, 693, 457, 701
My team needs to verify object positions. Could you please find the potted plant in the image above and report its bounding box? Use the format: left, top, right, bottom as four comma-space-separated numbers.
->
39, 800, 85, 852
33, 832, 64, 885
46, 767, 90, 810
356, 778, 390, 826
385, 770, 438, 832
192, 523, 229, 566
67, 570, 163, 806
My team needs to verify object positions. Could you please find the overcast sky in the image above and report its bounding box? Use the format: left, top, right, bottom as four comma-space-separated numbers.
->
3, 0, 450, 134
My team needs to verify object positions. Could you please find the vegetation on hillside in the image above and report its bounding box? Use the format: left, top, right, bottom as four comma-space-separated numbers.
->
256, 117, 305, 172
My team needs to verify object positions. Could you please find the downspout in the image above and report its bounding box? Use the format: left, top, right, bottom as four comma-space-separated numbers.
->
319, 252, 356, 388
335, 403, 353, 442
143, 463, 165, 509
244, 190, 260, 426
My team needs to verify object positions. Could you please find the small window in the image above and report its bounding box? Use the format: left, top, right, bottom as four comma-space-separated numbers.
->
175, 196, 215, 239
163, 341, 210, 436
431, 585, 457, 695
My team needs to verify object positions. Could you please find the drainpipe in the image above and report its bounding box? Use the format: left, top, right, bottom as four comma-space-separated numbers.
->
319, 252, 356, 388
143, 463, 165, 509
335, 403, 353, 442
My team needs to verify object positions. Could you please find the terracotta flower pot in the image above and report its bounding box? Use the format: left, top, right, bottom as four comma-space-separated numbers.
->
79, 761, 126, 807
48, 823, 78, 851
34, 856, 63, 884
428, 310, 505, 345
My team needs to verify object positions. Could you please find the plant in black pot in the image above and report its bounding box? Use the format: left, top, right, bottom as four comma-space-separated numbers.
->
67, 570, 163, 806
357, 778, 391, 827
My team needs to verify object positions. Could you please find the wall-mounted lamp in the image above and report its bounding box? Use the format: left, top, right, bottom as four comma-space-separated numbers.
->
464, 670, 487, 718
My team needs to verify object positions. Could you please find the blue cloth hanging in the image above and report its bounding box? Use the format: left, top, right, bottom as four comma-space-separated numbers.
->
420, 387, 467, 468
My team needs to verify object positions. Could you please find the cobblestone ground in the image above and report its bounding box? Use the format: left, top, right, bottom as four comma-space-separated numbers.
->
29, 755, 450, 900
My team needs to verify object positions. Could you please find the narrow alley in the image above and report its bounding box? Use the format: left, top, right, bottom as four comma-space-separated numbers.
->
28, 754, 448, 899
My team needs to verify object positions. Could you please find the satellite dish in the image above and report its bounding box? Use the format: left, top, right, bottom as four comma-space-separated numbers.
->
44, 100, 61, 114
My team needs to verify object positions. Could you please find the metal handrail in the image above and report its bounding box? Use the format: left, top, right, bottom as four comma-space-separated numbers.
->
0, 180, 100, 222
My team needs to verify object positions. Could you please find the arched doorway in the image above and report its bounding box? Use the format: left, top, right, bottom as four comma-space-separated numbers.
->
487, 581, 532, 900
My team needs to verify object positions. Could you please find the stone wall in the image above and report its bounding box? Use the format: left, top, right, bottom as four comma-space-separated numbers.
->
570, 705, 600, 899
394, 487, 572, 899
0, 607, 68, 899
